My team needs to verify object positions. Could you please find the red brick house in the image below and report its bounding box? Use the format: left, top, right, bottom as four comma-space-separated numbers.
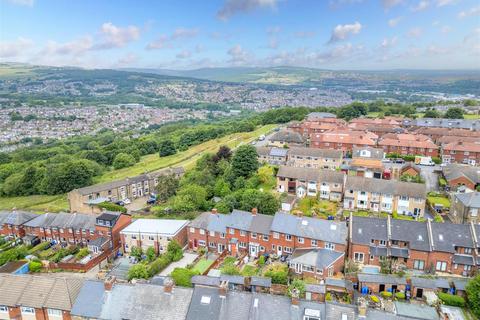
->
288, 119, 347, 138
441, 141, 480, 166
348, 215, 479, 277
0, 210, 38, 238
442, 164, 479, 191
377, 133, 438, 157
309, 129, 378, 154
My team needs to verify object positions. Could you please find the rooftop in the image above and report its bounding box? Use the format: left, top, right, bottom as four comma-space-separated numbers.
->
121, 218, 189, 235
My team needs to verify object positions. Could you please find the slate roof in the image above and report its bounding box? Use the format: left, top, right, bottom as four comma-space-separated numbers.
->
227, 209, 274, 235
345, 176, 426, 199
351, 216, 388, 245
357, 273, 407, 285
453, 279, 468, 291
189, 212, 229, 233
430, 222, 474, 253
325, 278, 353, 291
442, 164, 480, 184
24, 212, 96, 231
454, 192, 480, 208
408, 118, 480, 130
191, 275, 221, 287
257, 147, 289, 158
410, 277, 439, 290
269, 130, 305, 144
71, 280, 105, 319
288, 147, 342, 159
394, 301, 439, 320
271, 212, 347, 244
277, 166, 345, 184
74, 167, 184, 195
251, 276, 271, 288
391, 219, 431, 252
453, 254, 475, 266
289, 248, 344, 269
305, 283, 326, 294
0, 210, 38, 226
0, 274, 83, 310
352, 147, 384, 160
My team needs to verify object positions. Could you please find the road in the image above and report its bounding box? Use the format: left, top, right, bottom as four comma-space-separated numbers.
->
420, 165, 440, 192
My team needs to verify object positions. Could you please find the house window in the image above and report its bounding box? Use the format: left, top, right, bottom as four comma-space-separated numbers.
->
199, 229, 205, 235
465, 265, 472, 271
413, 260, 425, 270
198, 240, 206, 246
436, 261, 447, 272
220, 233, 225, 239
465, 248, 473, 254
239, 242, 247, 248
240, 230, 246, 237
298, 237, 304, 244
284, 247, 293, 253
47, 309, 62, 316
148, 236, 154, 241
311, 239, 317, 247
328, 266, 334, 277
190, 227, 195, 233
273, 232, 280, 239
251, 232, 257, 239
263, 234, 269, 241
286, 234, 292, 241
260, 246, 265, 251
379, 240, 386, 246
229, 228, 235, 235
131, 235, 137, 240
209, 231, 215, 237
209, 242, 215, 248
21, 307, 35, 315
354, 252, 364, 263
0, 306, 7, 312
325, 242, 335, 250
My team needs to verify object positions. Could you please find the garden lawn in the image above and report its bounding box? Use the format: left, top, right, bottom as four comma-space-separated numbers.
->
428, 196, 451, 208
192, 259, 215, 274
241, 265, 260, 276
0, 195, 68, 213
297, 198, 337, 218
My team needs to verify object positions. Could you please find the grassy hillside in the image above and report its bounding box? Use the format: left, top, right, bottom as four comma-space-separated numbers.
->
0, 124, 275, 212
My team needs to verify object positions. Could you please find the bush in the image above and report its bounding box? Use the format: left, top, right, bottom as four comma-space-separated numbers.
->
112, 153, 136, 169
392, 211, 398, 219
146, 247, 156, 263
148, 255, 171, 277
433, 215, 444, 223
29, 260, 42, 272
380, 291, 392, 299
166, 240, 183, 262
325, 292, 332, 301
258, 255, 265, 267
27, 241, 51, 255
171, 267, 199, 287
130, 246, 143, 259
438, 292, 466, 307
128, 263, 149, 281
97, 202, 127, 213
395, 292, 405, 300
263, 264, 288, 285
75, 248, 89, 260
467, 275, 480, 318
288, 279, 306, 298
221, 264, 240, 275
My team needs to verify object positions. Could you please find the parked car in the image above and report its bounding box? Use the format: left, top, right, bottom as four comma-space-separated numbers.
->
123, 198, 131, 205
147, 198, 156, 205
115, 200, 125, 206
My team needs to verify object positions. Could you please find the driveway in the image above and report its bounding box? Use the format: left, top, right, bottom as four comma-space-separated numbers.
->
420, 165, 440, 192
108, 256, 131, 281
159, 252, 198, 276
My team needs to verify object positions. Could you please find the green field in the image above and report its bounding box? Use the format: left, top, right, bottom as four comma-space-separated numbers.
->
427, 196, 451, 208
0, 124, 275, 212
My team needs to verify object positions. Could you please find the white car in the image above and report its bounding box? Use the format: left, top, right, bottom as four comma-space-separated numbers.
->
123, 198, 131, 205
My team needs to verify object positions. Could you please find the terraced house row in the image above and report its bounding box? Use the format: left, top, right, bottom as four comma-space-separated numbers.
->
276, 166, 427, 217
189, 209, 480, 278
349, 215, 480, 277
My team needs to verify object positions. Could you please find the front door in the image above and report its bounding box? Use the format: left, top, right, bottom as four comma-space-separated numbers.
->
379, 284, 385, 292
392, 285, 397, 293
193, 239, 197, 248
218, 244, 225, 253
277, 246, 282, 256
250, 244, 258, 257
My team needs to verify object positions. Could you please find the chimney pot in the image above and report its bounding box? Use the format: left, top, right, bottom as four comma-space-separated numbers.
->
251, 208, 258, 216
164, 278, 174, 294
104, 276, 116, 291
219, 281, 228, 297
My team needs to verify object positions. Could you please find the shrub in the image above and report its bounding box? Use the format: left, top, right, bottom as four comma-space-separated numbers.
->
381, 291, 392, 299
433, 215, 444, 223
370, 295, 380, 303
127, 263, 149, 281
171, 267, 199, 287
325, 292, 332, 301
395, 292, 405, 300
27, 241, 51, 255
392, 211, 398, 219
166, 240, 183, 262
258, 255, 265, 267
466, 274, 480, 319
221, 264, 240, 275
146, 247, 156, 263
130, 246, 143, 259
29, 260, 42, 272
288, 279, 306, 298
148, 255, 171, 277
97, 202, 127, 213
438, 292, 466, 307
75, 248, 89, 260
263, 264, 288, 285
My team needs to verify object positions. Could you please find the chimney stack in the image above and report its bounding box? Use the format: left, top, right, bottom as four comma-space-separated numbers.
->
164, 278, 174, 294
219, 280, 228, 298
251, 208, 258, 216
104, 276, 116, 291
212, 208, 218, 215
291, 288, 300, 306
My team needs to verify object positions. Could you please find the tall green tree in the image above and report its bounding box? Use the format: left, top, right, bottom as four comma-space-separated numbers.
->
112, 153, 136, 169
158, 140, 177, 157
467, 274, 480, 318
231, 145, 259, 179
444, 107, 464, 119
156, 174, 180, 202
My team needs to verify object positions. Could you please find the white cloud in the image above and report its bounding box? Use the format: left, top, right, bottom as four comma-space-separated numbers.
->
381, 36, 398, 49
117, 53, 138, 66
146, 27, 198, 50
171, 28, 199, 40
6, 0, 34, 6
41, 37, 93, 56
458, 6, 480, 19
217, 0, 278, 21
95, 22, 140, 49
407, 27, 423, 38
294, 31, 315, 38
329, 21, 362, 43
0, 37, 34, 58
411, 1, 429, 12
436, 0, 456, 7
176, 50, 192, 59
227, 44, 251, 65
382, 0, 403, 9
388, 16, 402, 27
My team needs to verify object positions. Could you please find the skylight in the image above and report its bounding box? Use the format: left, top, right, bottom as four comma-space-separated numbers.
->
330, 224, 337, 230
302, 220, 308, 226
200, 296, 211, 304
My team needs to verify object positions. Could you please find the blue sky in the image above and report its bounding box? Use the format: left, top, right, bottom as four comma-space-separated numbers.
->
0, 0, 479, 70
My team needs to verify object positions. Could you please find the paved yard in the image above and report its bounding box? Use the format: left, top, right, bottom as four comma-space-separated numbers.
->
159, 252, 198, 276
108, 257, 131, 281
